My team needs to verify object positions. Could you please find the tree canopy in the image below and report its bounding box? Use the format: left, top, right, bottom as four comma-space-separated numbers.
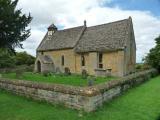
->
15, 51, 35, 65
0, 0, 32, 52
0, 49, 35, 68
144, 35, 160, 71
0, 48, 15, 68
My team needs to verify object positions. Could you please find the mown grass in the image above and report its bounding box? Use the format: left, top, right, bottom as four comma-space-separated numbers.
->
0, 76, 160, 120
2, 72, 115, 86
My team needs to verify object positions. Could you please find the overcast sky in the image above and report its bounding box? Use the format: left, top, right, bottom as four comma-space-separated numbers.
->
16, 0, 160, 63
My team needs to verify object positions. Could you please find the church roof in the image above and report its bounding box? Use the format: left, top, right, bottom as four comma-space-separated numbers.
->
75, 19, 131, 52
37, 17, 133, 52
37, 26, 84, 51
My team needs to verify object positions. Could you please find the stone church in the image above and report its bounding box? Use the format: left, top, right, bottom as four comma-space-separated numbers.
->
35, 17, 136, 77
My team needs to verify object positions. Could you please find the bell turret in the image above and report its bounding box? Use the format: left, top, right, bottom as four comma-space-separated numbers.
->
47, 24, 57, 36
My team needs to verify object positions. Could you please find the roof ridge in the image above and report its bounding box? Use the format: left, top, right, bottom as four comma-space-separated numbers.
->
86, 18, 128, 29
58, 25, 83, 32
57, 18, 128, 32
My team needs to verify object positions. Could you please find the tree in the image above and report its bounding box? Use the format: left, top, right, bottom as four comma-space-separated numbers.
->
0, 49, 35, 68
144, 35, 160, 71
0, 0, 32, 52
15, 51, 35, 65
0, 48, 15, 68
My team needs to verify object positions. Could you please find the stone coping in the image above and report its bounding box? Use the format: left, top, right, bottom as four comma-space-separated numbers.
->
0, 69, 157, 97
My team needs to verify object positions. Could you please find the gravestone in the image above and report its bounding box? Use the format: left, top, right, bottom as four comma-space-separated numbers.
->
87, 76, 96, 86
64, 67, 71, 75
82, 69, 88, 79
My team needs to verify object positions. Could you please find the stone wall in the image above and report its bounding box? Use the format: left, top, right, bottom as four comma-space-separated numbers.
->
37, 49, 132, 77
44, 49, 76, 73
35, 57, 55, 73
75, 52, 90, 74
0, 69, 158, 112
124, 17, 136, 76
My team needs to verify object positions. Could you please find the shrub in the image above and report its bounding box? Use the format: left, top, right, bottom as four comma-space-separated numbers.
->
25, 65, 34, 72
144, 35, 160, 72
136, 64, 142, 70
156, 115, 160, 120
142, 64, 151, 70
136, 63, 151, 72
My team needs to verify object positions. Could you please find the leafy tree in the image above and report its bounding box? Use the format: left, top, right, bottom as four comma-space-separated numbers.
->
0, 49, 15, 68
144, 35, 160, 71
0, 0, 32, 52
15, 51, 35, 65
0, 49, 35, 68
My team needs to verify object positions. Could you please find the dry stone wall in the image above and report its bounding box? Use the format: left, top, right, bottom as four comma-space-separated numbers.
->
0, 69, 158, 112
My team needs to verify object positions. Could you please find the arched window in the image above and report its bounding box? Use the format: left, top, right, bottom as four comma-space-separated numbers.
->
61, 55, 64, 66
81, 54, 85, 66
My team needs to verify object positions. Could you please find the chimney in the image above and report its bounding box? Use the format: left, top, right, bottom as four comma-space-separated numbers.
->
84, 20, 87, 27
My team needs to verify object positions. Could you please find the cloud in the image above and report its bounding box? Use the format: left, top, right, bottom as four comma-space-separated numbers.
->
16, 29, 46, 55
16, 0, 160, 63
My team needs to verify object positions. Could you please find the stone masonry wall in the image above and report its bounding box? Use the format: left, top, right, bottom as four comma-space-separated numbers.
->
0, 69, 158, 112
39, 49, 129, 77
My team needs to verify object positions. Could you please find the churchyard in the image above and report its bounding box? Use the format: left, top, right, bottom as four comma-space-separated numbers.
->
1, 72, 116, 86
0, 68, 158, 112
0, 75, 160, 120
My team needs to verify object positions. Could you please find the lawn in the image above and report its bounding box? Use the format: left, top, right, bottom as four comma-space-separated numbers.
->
0, 76, 160, 120
1, 72, 116, 86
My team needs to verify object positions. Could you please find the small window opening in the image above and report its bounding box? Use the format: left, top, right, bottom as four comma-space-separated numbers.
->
61, 55, 64, 66
81, 54, 85, 66
98, 53, 103, 68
